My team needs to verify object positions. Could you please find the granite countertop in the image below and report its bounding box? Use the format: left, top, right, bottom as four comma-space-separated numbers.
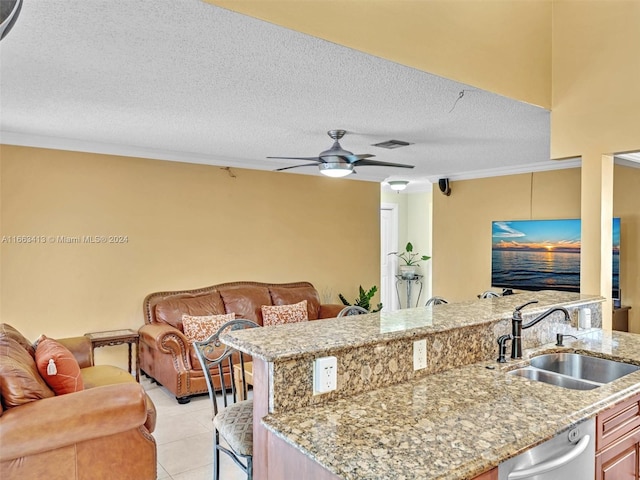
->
223, 291, 602, 362
262, 330, 640, 480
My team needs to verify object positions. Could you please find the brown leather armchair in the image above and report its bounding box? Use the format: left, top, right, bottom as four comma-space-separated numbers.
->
139, 281, 343, 403
0, 325, 156, 480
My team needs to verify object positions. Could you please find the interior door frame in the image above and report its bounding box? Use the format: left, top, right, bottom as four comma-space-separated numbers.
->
381, 203, 399, 311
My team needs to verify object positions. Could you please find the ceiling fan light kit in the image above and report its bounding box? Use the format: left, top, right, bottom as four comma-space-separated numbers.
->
319, 163, 354, 178
388, 180, 409, 191
269, 130, 415, 178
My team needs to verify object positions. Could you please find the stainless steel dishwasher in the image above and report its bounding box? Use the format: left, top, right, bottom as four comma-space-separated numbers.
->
498, 418, 595, 480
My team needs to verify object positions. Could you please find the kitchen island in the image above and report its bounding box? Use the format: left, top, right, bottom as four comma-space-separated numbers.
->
222, 291, 623, 479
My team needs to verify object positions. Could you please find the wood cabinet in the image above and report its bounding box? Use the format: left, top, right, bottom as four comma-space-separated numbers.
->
472, 467, 498, 480
596, 429, 640, 480
265, 429, 498, 480
613, 306, 631, 332
596, 393, 640, 480
266, 431, 341, 480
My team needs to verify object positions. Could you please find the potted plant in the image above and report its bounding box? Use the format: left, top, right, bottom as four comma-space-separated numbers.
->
388, 242, 431, 279
338, 285, 383, 313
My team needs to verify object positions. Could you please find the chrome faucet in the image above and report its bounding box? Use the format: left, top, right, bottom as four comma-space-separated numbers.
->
510, 300, 571, 359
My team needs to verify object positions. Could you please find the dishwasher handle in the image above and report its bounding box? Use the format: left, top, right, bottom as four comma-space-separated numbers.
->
507, 434, 591, 480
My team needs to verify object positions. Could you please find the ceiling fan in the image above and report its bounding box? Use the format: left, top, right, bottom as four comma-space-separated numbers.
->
268, 130, 414, 178
0, 0, 23, 41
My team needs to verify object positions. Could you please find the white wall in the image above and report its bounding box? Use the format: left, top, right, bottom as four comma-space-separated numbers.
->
381, 187, 433, 306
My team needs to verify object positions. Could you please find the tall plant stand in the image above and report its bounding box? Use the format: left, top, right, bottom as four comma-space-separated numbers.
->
395, 274, 423, 309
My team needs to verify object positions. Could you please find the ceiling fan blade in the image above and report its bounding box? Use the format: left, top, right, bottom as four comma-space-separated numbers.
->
267, 156, 323, 163
353, 159, 415, 169
347, 154, 375, 161
274, 163, 320, 172
268, 131, 382, 173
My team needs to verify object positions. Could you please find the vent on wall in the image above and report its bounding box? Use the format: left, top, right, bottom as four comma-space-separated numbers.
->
372, 140, 412, 149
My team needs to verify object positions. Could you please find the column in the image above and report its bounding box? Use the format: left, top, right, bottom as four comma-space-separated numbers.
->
580, 153, 614, 329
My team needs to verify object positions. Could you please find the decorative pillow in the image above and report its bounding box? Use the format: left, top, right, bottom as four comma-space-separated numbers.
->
182, 313, 236, 342
0, 336, 55, 408
35, 335, 84, 395
261, 300, 309, 327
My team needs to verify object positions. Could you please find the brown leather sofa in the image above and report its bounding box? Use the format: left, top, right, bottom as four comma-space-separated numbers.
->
139, 281, 343, 403
0, 324, 157, 480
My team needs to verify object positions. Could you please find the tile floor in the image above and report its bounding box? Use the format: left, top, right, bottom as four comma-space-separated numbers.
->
143, 377, 247, 480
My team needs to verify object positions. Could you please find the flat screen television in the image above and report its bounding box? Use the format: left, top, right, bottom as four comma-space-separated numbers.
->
491, 218, 620, 295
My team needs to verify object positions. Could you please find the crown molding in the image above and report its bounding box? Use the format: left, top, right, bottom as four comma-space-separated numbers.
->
615, 155, 640, 169
0, 131, 273, 172
425, 158, 582, 184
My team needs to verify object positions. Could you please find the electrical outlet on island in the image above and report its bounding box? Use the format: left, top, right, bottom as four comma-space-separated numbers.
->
313, 356, 337, 394
413, 339, 427, 370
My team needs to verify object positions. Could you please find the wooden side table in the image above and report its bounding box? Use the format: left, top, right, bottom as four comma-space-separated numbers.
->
613, 306, 631, 332
233, 361, 253, 400
85, 329, 140, 381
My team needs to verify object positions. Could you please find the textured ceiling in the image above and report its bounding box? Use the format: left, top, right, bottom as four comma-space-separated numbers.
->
0, 0, 573, 192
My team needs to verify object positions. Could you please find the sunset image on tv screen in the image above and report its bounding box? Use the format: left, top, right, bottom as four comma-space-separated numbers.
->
491, 218, 620, 293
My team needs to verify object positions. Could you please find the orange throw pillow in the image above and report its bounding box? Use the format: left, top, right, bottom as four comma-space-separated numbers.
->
35, 336, 84, 395
261, 300, 309, 326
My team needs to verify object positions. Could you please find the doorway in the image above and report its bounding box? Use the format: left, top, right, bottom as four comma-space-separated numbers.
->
380, 203, 399, 311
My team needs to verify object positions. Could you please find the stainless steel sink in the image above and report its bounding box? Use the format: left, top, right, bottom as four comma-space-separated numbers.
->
507, 352, 640, 390
531, 353, 640, 384
509, 366, 599, 390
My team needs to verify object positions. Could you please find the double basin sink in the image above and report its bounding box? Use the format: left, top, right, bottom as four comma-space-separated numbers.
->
509, 352, 640, 390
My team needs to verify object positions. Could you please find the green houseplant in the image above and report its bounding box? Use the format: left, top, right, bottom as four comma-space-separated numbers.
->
388, 242, 431, 279
338, 285, 382, 313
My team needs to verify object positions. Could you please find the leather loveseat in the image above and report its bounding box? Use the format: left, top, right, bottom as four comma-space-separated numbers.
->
0, 323, 157, 480
139, 281, 343, 403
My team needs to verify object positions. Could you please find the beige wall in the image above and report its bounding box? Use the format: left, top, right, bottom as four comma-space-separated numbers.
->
432, 169, 582, 302
206, 0, 552, 108
551, 0, 640, 159
614, 165, 640, 333
0, 146, 381, 353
